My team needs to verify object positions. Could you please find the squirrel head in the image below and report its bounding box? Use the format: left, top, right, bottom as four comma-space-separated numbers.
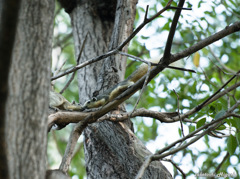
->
83, 97, 106, 109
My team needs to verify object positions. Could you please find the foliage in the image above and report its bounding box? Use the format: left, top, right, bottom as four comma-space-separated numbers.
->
48, 0, 240, 178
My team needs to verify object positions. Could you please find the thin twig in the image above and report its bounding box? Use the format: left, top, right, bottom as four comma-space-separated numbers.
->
196, 70, 240, 111
118, 51, 152, 64
162, 158, 186, 179
212, 152, 229, 178
119, 51, 196, 73
54, 59, 67, 77
60, 33, 88, 93
168, 6, 191, 11
208, 46, 236, 74
173, 89, 184, 137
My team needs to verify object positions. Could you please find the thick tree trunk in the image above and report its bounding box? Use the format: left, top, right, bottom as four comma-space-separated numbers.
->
70, 0, 172, 178
0, 1, 21, 178
70, 0, 116, 103
5, 0, 54, 178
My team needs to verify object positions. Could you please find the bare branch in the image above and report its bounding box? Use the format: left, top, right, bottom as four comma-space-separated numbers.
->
173, 89, 184, 137
59, 121, 87, 173
59, 33, 88, 93
47, 111, 89, 131
51, 49, 118, 80
162, 158, 186, 179
163, 0, 186, 61
213, 152, 229, 175
48, 108, 184, 131
231, 113, 240, 118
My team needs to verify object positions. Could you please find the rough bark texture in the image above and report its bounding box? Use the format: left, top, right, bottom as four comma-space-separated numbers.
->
70, 0, 116, 103
5, 0, 54, 178
70, 0, 172, 178
0, 1, 21, 178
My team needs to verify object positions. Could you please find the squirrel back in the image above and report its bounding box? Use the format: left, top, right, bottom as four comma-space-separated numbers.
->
126, 57, 160, 83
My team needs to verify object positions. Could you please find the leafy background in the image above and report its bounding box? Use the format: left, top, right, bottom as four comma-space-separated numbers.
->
48, 0, 240, 178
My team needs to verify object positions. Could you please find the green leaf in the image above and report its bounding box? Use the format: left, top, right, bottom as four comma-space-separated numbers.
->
140, 35, 149, 40
227, 134, 237, 156
215, 110, 226, 120
215, 124, 226, 131
197, 118, 206, 129
209, 105, 215, 113
236, 118, 240, 129
189, 125, 195, 133
236, 132, 240, 147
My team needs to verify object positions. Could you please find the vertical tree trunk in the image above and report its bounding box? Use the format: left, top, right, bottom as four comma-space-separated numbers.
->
70, 0, 117, 103
0, 1, 21, 178
5, 0, 54, 178
70, 0, 172, 178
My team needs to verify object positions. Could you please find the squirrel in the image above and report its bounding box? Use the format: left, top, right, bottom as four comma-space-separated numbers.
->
82, 58, 160, 110
49, 90, 83, 111
50, 58, 194, 112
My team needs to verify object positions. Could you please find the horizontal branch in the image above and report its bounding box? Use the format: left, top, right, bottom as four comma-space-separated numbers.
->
48, 108, 188, 131
98, 108, 188, 123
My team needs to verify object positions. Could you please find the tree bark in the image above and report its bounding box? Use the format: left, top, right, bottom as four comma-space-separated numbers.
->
0, 0, 21, 178
5, 0, 54, 178
70, 0, 172, 178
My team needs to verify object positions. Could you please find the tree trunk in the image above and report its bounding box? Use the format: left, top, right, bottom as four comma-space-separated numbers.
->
70, 0, 172, 178
5, 0, 54, 178
0, 1, 21, 178
70, 0, 117, 103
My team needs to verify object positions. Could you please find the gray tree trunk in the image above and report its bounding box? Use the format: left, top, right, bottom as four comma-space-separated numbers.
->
5, 0, 54, 178
0, 0, 21, 178
70, 0, 172, 178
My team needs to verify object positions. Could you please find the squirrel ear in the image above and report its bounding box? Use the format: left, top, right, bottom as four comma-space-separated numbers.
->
92, 97, 97, 101
84, 100, 91, 106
